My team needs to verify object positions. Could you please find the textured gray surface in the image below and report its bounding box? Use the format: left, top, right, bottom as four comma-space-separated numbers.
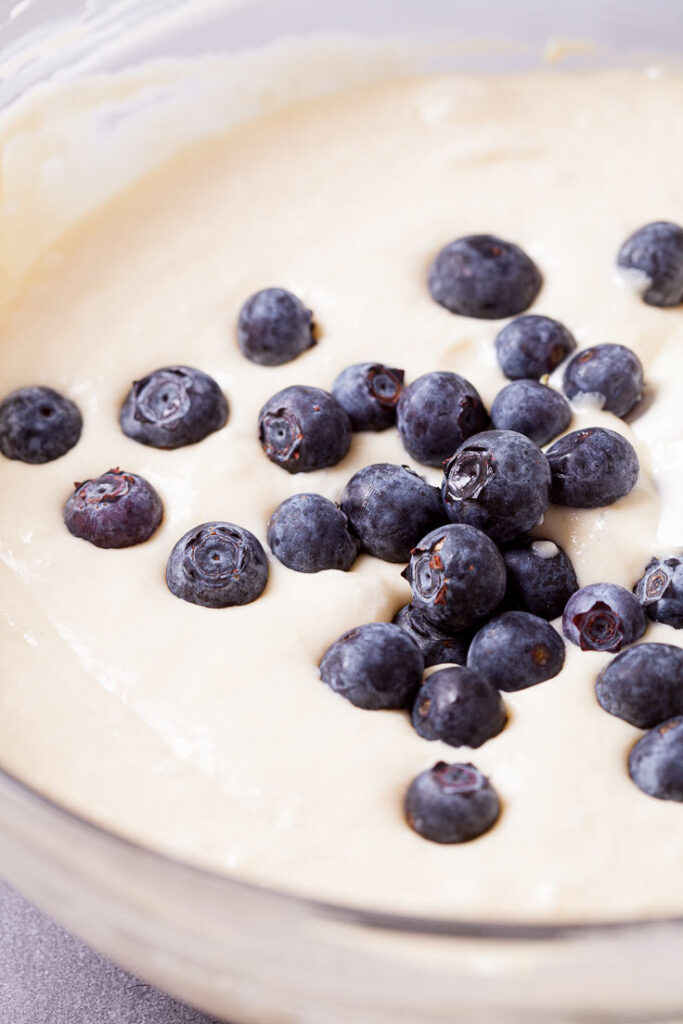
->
0, 879, 223, 1024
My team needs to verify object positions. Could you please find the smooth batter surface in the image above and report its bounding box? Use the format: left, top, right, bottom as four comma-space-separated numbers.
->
1, 64, 682, 922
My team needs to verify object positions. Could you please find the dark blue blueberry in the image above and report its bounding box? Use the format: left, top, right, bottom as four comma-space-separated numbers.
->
412, 666, 506, 748
0, 386, 82, 464
491, 381, 571, 447
166, 521, 268, 608
393, 604, 471, 668
119, 365, 228, 449
562, 583, 646, 653
319, 622, 424, 710
596, 643, 683, 728
635, 556, 683, 629
404, 762, 500, 843
258, 385, 351, 473
617, 222, 683, 307
629, 717, 683, 801
546, 427, 639, 508
562, 344, 644, 419
441, 430, 550, 544
64, 469, 162, 548
428, 234, 542, 320
340, 463, 445, 563
467, 611, 565, 692
331, 362, 404, 431
494, 314, 577, 381
396, 371, 488, 468
237, 288, 315, 366
267, 493, 359, 573
502, 537, 578, 620
403, 524, 506, 633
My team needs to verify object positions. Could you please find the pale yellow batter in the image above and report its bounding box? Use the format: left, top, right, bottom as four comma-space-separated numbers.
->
0, 62, 682, 922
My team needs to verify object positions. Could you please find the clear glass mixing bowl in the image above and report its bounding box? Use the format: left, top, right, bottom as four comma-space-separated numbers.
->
1, 2, 682, 1021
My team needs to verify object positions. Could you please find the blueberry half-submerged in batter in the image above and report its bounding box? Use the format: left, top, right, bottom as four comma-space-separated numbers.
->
0, 386, 82, 464
120, 365, 228, 449
629, 717, 683, 802
562, 583, 646, 653
428, 234, 542, 319
64, 468, 163, 548
166, 521, 268, 608
332, 362, 405, 431
404, 761, 501, 843
617, 221, 683, 307
258, 385, 352, 473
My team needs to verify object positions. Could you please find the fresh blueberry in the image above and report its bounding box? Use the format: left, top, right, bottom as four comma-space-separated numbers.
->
562, 582, 646, 653
404, 762, 500, 843
494, 314, 577, 381
396, 371, 489, 467
596, 643, 683, 728
629, 717, 683, 801
0, 386, 82, 464
441, 430, 550, 544
64, 469, 162, 548
166, 522, 268, 608
491, 381, 571, 447
340, 463, 445, 563
258, 385, 352, 473
412, 666, 507, 748
502, 537, 578, 620
562, 344, 644, 419
428, 234, 542, 319
617, 221, 683, 307
635, 556, 683, 629
120, 365, 228, 449
393, 604, 471, 668
467, 611, 565, 692
319, 622, 424, 710
267, 493, 359, 573
403, 524, 506, 633
546, 427, 639, 508
331, 362, 404, 431
237, 288, 315, 365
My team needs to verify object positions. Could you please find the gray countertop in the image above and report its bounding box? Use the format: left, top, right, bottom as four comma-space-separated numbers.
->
0, 880, 223, 1024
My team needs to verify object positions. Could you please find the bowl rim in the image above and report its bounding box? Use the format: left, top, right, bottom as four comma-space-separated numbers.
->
3, 759, 681, 940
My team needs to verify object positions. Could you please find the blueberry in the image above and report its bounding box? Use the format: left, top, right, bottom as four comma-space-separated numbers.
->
562, 583, 646, 653
166, 522, 268, 608
340, 463, 445, 563
412, 666, 506, 748
393, 604, 471, 668
403, 524, 506, 633
629, 717, 683, 801
635, 556, 683, 629
319, 622, 424, 710
490, 381, 571, 447
502, 537, 578, 620
494, 314, 577, 381
467, 611, 565, 691
428, 234, 542, 319
120, 365, 228, 449
64, 469, 162, 548
441, 430, 550, 544
267, 493, 359, 573
331, 362, 404, 431
404, 762, 500, 843
0, 386, 82, 464
258, 385, 351, 473
562, 344, 644, 419
396, 371, 488, 468
546, 427, 639, 508
237, 288, 315, 365
596, 643, 683, 728
617, 221, 683, 307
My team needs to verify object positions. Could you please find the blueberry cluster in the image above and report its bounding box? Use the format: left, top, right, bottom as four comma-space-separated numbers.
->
2, 221, 682, 840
